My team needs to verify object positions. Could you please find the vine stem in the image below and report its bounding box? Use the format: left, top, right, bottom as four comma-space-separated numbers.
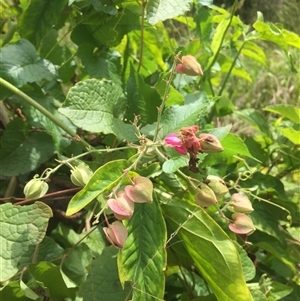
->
0, 77, 91, 149
153, 57, 178, 142
137, 0, 146, 73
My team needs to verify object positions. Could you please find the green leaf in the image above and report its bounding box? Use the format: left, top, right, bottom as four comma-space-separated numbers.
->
142, 93, 210, 138
219, 55, 252, 82
282, 29, 300, 49
0, 39, 56, 88
90, 0, 118, 15
277, 127, 300, 145
78, 44, 122, 85
21, 93, 77, 153
62, 243, 92, 285
51, 223, 106, 258
146, 0, 192, 25
253, 21, 287, 51
39, 29, 76, 83
81, 247, 132, 300
251, 202, 287, 245
207, 13, 232, 70
264, 104, 300, 123
240, 41, 266, 66
162, 156, 188, 173
59, 79, 137, 141
0, 118, 55, 177
235, 109, 272, 137
266, 281, 293, 301
28, 262, 77, 300
156, 80, 184, 107
118, 195, 167, 301
201, 131, 255, 168
162, 199, 254, 301
0, 280, 40, 301
19, 0, 68, 47
71, 7, 140, 48
66, 159, 129, 216
125, 64, 162, 125
0, 202, 52, 282
250, 231, 295, 273
235, 243, 256, 282
18, 237, 64, 270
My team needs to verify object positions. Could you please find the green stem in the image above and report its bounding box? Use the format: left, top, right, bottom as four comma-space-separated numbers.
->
137, 0, 146, 73
217, 40, 246, 97
0, 78, 91, 149
153, 58, 178, 142
206, 0, 238, 72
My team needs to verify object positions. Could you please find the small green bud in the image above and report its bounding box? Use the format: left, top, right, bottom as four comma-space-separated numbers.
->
194, 183, 218, 207
23, 178, 49, 200
228, 193, 254, 213
206, 175, 228, 198
70, 164, 93, 187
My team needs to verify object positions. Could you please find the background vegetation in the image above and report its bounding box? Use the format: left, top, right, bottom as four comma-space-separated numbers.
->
0, 0, 299, 301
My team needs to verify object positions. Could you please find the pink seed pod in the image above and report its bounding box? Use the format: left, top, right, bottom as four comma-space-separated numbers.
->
176, 55, 203, 76
103, 221, 128, 248
229, 213, 256, 236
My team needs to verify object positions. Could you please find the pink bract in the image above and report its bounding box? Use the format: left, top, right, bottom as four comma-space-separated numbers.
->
164, 133, 187, 155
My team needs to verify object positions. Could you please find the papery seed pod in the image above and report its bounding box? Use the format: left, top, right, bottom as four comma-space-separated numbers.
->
23, 178, 49, 200
228, 193, 254, 213
103, 221, 128, 248
194, 183, 218, 207
199, 133, 224, 153
125, 176, 153, 203
206, 175, 228, 198
229, 213, 255, 235
176, 55, 203, 76
107, 191, 134, 220
70, 164, 93, 187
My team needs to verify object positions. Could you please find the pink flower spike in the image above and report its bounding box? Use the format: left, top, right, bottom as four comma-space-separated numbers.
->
164, 133, 187, 155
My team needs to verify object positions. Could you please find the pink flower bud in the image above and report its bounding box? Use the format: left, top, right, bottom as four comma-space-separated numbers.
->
176, 55, 203, 76
228, 193, 254, 213
103, 221, 128, 248
229, 213, 255, 235
107, 191, 134, 220
199, 133, 224, 153
194, 183, 218, 207
206, 175, 228, 198
164, 133, 187, 155
125, 176, 153, 203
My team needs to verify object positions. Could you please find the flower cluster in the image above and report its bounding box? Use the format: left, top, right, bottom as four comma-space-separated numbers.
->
165, 126, 223, 157
103, 175, 153, 248
165, 126, 223, 172
195, 179, 255, 236
165, 127, 255, 236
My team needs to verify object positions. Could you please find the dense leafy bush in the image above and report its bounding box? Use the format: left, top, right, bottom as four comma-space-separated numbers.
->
0, 0, 299, 300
